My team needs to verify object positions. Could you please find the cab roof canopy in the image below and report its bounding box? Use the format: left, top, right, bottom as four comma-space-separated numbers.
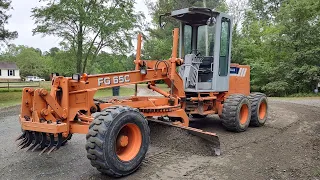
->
171, 7, 219, 26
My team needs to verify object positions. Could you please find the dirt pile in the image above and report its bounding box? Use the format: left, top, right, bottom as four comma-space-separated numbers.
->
148, 122, 217, 156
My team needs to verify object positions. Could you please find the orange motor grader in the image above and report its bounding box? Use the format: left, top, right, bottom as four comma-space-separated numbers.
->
16, 7, 268, 177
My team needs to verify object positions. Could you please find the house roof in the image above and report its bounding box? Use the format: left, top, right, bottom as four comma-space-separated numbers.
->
0, 62, 19, 69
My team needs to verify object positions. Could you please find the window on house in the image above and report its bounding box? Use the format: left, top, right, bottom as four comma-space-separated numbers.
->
8, 70, 15, 76
0, 69, 1, 76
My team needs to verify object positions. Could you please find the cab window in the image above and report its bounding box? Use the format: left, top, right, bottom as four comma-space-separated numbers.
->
219, 18, 231, 76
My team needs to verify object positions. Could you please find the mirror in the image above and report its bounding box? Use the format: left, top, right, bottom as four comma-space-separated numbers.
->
159, 13, 170, 29
207, 17, 216, 26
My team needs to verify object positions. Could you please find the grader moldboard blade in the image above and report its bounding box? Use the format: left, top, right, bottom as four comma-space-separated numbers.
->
148, 118, 221, 156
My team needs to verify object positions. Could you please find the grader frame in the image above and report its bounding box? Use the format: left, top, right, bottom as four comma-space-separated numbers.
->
20, 29, 188, 132
16, 7, 268, 178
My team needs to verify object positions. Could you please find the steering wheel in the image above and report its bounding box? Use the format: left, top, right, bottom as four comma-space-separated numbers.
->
189, 50, 202, 57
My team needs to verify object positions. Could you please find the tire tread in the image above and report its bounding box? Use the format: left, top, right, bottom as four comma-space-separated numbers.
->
85, 106, 149, 177
221, 94, 251, 132
248, 93, 268, 127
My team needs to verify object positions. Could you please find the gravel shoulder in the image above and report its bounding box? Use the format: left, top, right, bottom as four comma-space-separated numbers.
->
0, 99, 319, 180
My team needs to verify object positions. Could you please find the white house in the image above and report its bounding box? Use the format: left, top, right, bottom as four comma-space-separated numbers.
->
0, 62, 21, 81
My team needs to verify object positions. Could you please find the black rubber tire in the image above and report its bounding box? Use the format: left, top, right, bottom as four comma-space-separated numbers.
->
221, 94, 251, 132
191, 114, 207, 118
86, 106, 150, 178
248, 92, 268, 127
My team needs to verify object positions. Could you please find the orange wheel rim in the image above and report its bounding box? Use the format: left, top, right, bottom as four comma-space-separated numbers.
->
116, 123, 142, 162
240, 104, 249, 124
259, 101, 267, 120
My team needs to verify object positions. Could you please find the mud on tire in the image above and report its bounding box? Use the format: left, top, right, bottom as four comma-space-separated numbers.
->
85, 106, 150, 177
221, 94, 251, 132
248, 93, 268, 127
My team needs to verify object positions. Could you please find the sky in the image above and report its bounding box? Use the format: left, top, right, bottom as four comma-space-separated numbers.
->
6, 0, 152, 52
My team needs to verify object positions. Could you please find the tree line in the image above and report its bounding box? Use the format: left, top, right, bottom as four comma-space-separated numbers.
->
232, 0, 320, 96
0, 0, 319, 96
0, 45, 135, 80
0, 0, 137, 79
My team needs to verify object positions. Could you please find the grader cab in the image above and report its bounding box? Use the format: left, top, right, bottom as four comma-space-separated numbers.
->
16, 7, 268, 177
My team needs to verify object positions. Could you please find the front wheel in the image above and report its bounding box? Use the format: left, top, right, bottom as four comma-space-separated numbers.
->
86, 106, 150, 177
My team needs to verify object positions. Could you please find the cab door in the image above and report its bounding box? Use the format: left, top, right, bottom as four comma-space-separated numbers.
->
212, 14, 232, 92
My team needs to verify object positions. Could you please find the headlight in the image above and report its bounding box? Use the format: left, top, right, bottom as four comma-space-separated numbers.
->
140, 68, 147, 75
51, 73, 59, 78
72, 74, 80, 81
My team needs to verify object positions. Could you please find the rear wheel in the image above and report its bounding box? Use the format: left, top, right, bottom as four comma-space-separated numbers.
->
248, 93, 268, 127
86, 106, 150, 177
221, 94, 251, 132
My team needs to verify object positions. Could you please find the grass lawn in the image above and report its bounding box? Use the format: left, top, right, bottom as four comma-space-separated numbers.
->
0, 81, 52, 108
0, 81, 52, 89
0, 91, 22, 108
95, 87, 135, 98
0, 86, 135, 108
0, 83, 171, 108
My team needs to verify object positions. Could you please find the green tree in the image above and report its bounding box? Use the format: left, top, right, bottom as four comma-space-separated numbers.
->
231, 0, 320, 96
0, 45, 51, 79
93, 52, 135, 74
49, 50, 77, 76
0, 0, 18, 43
45, 47, 60, 57
32, 0, 142, 73
277, 0, 320, 93
249, 0, 284, 21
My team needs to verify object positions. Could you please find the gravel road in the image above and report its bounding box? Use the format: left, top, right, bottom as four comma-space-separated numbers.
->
0, 99, 319, 180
